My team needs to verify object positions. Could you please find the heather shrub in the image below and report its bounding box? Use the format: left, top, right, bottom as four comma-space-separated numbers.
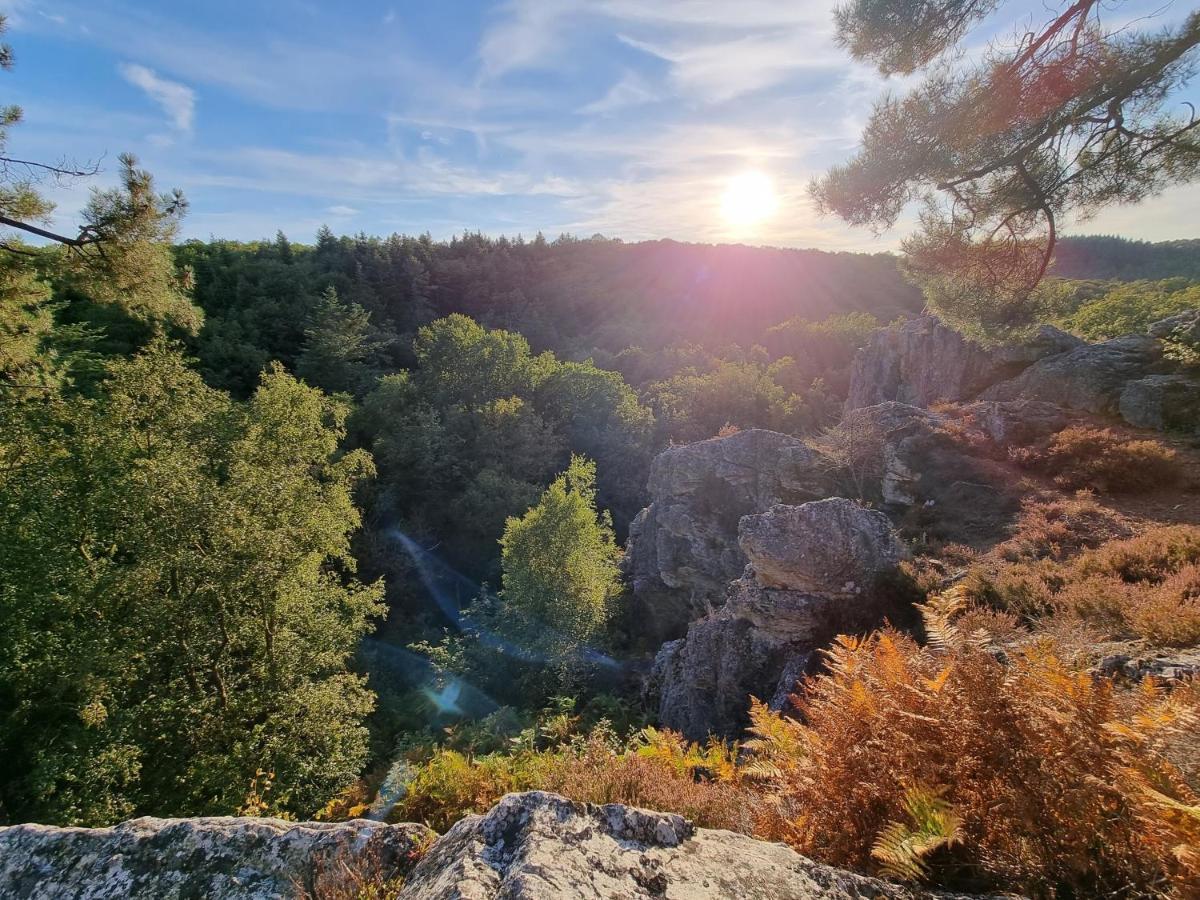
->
1072, 525, 1200, 584
542, 728, 748, 831
1011, 426, 1181, 492
745, 604, 1200, 895
1127, 564, 1200, 647
997, 494, 1131, 562
394, 747, 550, 832
958, 561, 1058, 620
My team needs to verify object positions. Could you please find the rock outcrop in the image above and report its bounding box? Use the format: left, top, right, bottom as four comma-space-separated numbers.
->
837, 403, 1022, 539
622, 428, 830, 645
0, 815, 434, 899
740, 499, 906, 594
845, 315, 1080, 412
651, 499, 908, 739
1119, 374, 1200, 435
1147, 308, 1200, 345
401, 791, 970, 899
2, 792, 988, 899
981, 334, 1165, 415
846, 315, 1196, 435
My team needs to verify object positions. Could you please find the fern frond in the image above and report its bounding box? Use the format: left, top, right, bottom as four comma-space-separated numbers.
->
871, 785, 962, 883
917, 590, 967, 654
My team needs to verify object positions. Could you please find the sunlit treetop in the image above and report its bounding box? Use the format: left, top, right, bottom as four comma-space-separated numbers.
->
815, 0, 1200, 338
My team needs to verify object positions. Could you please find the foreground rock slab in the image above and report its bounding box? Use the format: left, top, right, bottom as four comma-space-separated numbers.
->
0, 793, 1008, 899
0, 815, 434, 899
402, 791, 972, 899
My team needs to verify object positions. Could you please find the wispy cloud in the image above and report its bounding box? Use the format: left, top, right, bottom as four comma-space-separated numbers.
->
326, 204, 359, 216
118, 62, 195, 134
578, 71, 659, 114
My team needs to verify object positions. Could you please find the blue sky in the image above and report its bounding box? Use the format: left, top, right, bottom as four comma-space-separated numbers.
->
4, 0, 1199, 249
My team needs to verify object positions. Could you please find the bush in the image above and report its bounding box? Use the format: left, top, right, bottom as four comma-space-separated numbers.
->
1059, 278, 1200, 341
967, 525, 1200, 645
389, 725, 747, 835
1011, 426, 1181, 493
1072, 525, 1200, 584
745, 610, 1200, 895
997, 494, 1132, 562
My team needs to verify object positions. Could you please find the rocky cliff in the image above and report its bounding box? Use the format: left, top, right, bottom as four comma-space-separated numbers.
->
650, 498, 910, 739
845, 313, 1200, 434
621, 428, 830, 645
0, 792, 985, 899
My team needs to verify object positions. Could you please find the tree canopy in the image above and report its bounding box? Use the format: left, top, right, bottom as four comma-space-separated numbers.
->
815, 0, 1200, 337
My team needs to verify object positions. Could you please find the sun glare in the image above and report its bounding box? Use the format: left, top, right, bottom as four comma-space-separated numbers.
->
720, 170, 778, 229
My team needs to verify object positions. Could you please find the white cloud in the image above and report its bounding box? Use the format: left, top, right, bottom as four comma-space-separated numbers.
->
118, 62, 195, 133
326, 205, 359, 216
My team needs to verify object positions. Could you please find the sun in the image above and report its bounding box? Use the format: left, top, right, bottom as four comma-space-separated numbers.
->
720, 170, 778, 228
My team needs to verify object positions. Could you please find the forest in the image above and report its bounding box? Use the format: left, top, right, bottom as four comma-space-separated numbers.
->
4, 0, 1200, 896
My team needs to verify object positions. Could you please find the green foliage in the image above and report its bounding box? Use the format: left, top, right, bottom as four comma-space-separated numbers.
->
1058, 278, 1200, 341
871, 786, 963, 882
648, 358, 825, 443
498, 456, 621, 687
0, 346, 384, 824
0, 251, 59, 397
351, 317, 650, 593
64, 155, 203, 341
297, 286, 388, 397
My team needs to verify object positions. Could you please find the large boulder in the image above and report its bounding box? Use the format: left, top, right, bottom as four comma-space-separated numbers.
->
622, 429, 830, 645
835, 403, 1023, 541
958, 400, 1069, 447
0, 816, 434, 899
652, 499, 908, 739
402, 791, 965, 899
981, 335, 1164, 415
1119, 374, 1200, 435
739, 499, 906, 594
845, 315, 1079, 412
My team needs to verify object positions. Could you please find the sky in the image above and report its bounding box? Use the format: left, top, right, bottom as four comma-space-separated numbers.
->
3, 0, 1199, 250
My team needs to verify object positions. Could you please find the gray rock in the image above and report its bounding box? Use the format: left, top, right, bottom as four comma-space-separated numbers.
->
739, 499, 906, 594
623, 429, 830, 645
845, 316, 1078, 412
651, 581, 833, 739
1094, 647, 1200, 682
653, 500, 907, 739
402, 791, 968, 899
959, 400, 1069, 447
981, 335, 1164, 415
1119, 374, 1200, 434
0, 795, 1006, 900
0, 816, 434, 899
1147, 308, 1200, 341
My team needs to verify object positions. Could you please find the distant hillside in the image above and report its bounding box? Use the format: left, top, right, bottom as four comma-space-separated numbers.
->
1052, 235, 1200, 280
180, 233, 926, 361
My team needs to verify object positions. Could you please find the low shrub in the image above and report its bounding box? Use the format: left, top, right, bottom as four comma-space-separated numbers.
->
390, 725, 747, 835
997, 494, 1131, 562
966, 526, 1200, 645
1011, 426, 1181, 493
1072, 525, 1200, 584
1127, 563, 1200, 647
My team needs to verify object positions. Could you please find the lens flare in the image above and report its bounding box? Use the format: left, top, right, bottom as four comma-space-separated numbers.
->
720, 170, 778, 228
